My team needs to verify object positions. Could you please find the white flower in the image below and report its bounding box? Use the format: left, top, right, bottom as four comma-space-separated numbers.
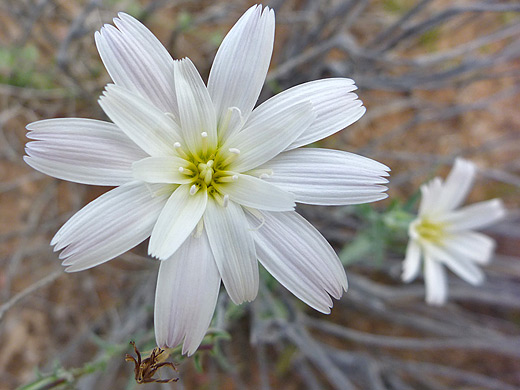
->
24, 5, 390, 355
403, 158, 506, 305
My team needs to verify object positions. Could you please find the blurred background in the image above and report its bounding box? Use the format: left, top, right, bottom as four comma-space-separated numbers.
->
1, 0, 519, 389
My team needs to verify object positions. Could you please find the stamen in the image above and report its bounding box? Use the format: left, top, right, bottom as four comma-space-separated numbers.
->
220, 148, 241, 167
165, 112, 176, 121
178, 167, 194, 175
189, 184, 199, 195
244, 207, 265, 230
223, 194, 229, 207
174, 142, 190, 160
247, 168, 274, 178
216, 174, 239, 183
201, 132, 208, 155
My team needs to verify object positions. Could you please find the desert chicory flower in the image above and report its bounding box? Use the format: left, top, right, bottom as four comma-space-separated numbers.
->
25, 5, 390, 354
402, 158, 505, 305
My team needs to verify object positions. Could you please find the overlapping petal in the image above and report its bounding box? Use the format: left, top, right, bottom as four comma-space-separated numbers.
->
132, 157, 192, 184
436, 158, 476, 213
208, 5, 275, 139
442, 231, 495, 265
99, 84, 181, 156
95, 13, 177, 114
248, 211, 348, 313
440, 199, 506, 231
418, 177, 443, 216
204, 199, 258, 304
259, 148, 389, 205
25, 118, 146, 186
155, 231, 221, 355
54, 182, 168, 272
174, 58, 218, 155
424, 255, 447, 305
218, 174, 295, 211
424, 242, 484, 285
225, 101, 315, 172
247, 78, 366, 150
402, 240, 421, 282
149, 185, 208, 260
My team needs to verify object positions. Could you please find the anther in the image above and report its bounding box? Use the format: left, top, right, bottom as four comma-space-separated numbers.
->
223, 194, 229, 207
220, 148, 241, 167
201, 132, 208, 155
259, 173, 269, 180
178, 166, 193, 175
189, 184, 199, 195
174, 142, 189, 160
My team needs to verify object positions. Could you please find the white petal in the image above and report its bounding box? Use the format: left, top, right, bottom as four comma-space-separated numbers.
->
259, 148, 390, 205
223, 102, 315, 172
247, 210, 347, 313
225, 101, 315, 172
149, 184, 208, 260
418, 177, 443, 216
402, 240, 422, 282
99, 84, 181, 157
132, 157, 192, 184
248, 78, 366, 150
204, 199, 258, 304
440, 199, 506, 231
442, 231, 496, 265
25, 119, 147, 186
155, 231, 221, 355
436, 158, 476, 212
208, 5, 275, 139
95, 13, 177, 114
54, 182, 168, 272
174, 58, 217, 155
424, 255, 448, 306
217, 174, 295, 212
424, 242, 484, 285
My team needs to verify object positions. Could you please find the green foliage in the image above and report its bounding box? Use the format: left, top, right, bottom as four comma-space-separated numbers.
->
0, 45, 54, 88
418, 28, 441, 51
275, 345, 298, 376
383, 0, 414, 14
339, 200, 416, 266
177, 11, 194, 32
17, 339, 126, 390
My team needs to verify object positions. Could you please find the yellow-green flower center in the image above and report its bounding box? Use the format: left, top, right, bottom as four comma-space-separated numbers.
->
415, 218, 445, 244
174, 139, 240, 205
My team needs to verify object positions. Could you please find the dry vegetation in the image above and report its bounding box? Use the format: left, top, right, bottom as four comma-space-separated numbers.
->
0, 0, 519, 389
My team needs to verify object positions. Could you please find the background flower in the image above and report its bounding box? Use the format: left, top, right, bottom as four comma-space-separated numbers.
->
403, 158, 506, 305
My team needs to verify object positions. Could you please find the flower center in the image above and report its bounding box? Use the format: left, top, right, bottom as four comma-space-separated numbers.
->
174, 135, 241, 206
414, 218, 445, 244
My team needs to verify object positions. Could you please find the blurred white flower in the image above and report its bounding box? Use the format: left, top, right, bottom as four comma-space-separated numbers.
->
403, 158, 506, 305
25, 5, 389, 354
